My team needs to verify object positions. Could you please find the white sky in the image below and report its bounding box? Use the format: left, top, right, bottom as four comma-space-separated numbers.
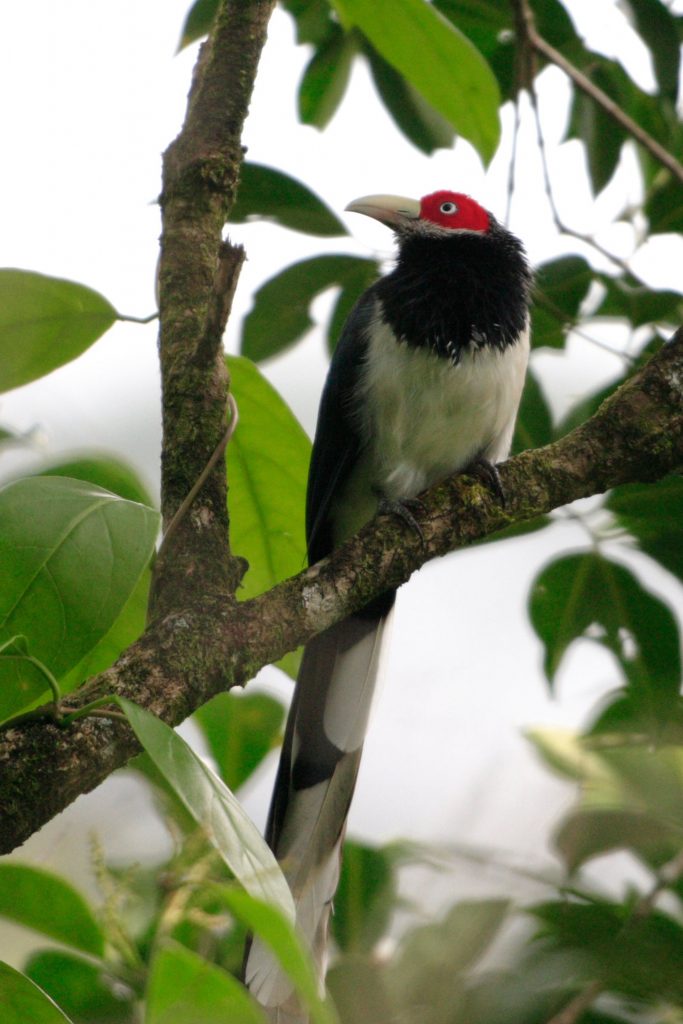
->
1, 0, 682, 963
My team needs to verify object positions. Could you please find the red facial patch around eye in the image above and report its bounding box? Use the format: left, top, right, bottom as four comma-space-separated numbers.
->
419, 191, 490, 232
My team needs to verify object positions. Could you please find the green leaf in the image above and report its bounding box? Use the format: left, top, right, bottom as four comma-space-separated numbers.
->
241, 255, 378, 361
24, 951, 133, 1024
365, 44, 454, 155
231, 164, 347, 237
511, 366, 553, 454
216, 887, 338, 1024
333, 841, 396, 954
390, 900, 510, 1019
299, 27, 356, 130
567, 85, 624, 195
0, 270, 117, 394
117, 698, 295, 922
146, 942, 266, 1024
0, 961, 75, 1024
531, 896, 683, 1001
32, 454, 154, 506
555, 807, 682, 873
227, 355, 310, 679
0, 477, 159, 722
532, 256, 594, 349
58, 568, 151, 694
195, 691, 285, 791
282, 0, 338, 47
596, 275, 683, 327
0, 864, 104, 956
529, 553, 681, 726
623, 0, 680, 101
177, 0, 218, 50
646, 173, 683, 235
607, 476, 683, 581
331, 0, 500, 163
326, 957, 393, 1024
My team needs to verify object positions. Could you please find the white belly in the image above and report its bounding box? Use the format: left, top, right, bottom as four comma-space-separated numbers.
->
358, 315, 529, 501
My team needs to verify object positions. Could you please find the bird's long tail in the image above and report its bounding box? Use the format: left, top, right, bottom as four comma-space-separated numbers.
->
244, 611, 392, 1022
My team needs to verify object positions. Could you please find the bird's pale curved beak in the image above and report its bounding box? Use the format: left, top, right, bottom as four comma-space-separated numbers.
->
345, 194, 421, 228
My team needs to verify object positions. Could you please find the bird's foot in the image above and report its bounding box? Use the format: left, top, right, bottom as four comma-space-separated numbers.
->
466, 457, 506, 506
377, 496, 426, 546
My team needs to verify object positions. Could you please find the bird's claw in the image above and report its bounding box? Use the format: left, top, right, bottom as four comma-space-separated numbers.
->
467, 457, 506, 506
378, 496, 426, 546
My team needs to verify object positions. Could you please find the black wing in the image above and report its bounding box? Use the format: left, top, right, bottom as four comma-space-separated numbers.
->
305, 286, 378, 566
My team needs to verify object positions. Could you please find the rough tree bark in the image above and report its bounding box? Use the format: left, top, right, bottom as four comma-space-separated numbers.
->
0, 0, 681, 855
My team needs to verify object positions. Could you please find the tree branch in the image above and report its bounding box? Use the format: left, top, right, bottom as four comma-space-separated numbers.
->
0, 331, 681, 854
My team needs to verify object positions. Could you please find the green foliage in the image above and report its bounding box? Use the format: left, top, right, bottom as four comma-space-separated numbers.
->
0, 477, 159, 722
331, 0, 501, 163
3, 1, 683, 1022
231, 164, 347, 237
0, 270, 117, 393
226, 354, 310, 678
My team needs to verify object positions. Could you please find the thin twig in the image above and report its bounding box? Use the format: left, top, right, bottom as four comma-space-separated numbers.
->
116, 312, 159, 324
515, 0, 683, 185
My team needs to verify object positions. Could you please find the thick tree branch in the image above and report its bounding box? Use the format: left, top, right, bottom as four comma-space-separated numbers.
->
151, 0, 275, 619
0, 332, 681, 854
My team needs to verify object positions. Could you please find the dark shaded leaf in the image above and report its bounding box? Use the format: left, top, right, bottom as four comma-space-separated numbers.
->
596, 275, 683, 326
623, 0, 680, 101
532, 256, 593, 349
511, 366, 553, 454
177, 0, 218, 51
241, 255, 378, 361
333, 841, 396, 954
226, 355, 310, 679
607, 476, 683, 581
331, 0, 500, 163
0, 864, 103, 956
0, 962, 74, 1024
24, 952, 132, 1024
299, 27, 356, 129
568, 86, 624, 194
282, 0, 338, 47
326, 957, 393, 1024
365, 44, 454, 154
528, 553, 681, 727
194, 691, 285, 791
646, 173, 683, 235
231, 164, 346, 237
0, 270, 117, 394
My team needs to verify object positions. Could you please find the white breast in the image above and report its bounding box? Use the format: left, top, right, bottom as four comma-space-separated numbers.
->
357, 312, 529, 502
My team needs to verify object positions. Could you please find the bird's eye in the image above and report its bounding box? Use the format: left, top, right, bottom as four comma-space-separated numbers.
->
440, 201, 458, 215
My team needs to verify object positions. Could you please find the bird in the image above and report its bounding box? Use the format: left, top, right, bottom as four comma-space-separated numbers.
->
244, 189, 532, 1022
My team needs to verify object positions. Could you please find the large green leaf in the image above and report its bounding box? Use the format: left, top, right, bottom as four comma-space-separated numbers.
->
194, 691, 285, 791
532, 256, 594, 349
216, 887, 338, 1024
331, 0, 500, 163
24, 951, 132, 1024
146, 943, 265, 1024
299, 27, 356, 130
0, 864, 104, 956
117, 698, 295, 922
32, 454, 154, 506
0, 270, 117, 394
0, 477, 159, 722
596, 275, 683, 327
511, 366, 553, 454
0, 962, 74, 1024
365, 44, 454, 155
529, 554, 681, 726
227, 355, 310, 679
606, 476, 683, 581
241, 255, 378, 361
231, 164, 346, 237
